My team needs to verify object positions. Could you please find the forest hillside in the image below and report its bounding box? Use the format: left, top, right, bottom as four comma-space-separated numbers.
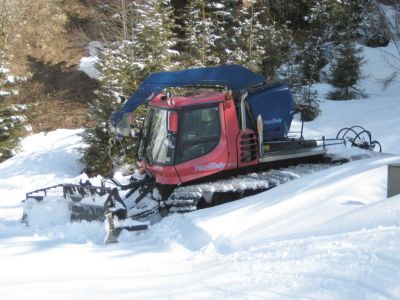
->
0, 0, 398, 167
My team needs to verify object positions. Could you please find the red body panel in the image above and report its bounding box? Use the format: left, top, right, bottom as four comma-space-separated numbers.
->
144, 91, 258, 185
144, 163, 181, 185
222, 98, 241, 171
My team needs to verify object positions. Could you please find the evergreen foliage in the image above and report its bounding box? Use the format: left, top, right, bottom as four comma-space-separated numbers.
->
323, 0, 367, 100
291, 36, 325, 121
70, 0, 397, 170
80, 0, 178, 175
182, 0, 266, 69
79, 88, 118, 176
328, 41, 364, 100
182, 0, 220, 66
1, 0, 396, 168
360, 2, 391, 47
294, 86, 320, 122
0, 69, 29, 162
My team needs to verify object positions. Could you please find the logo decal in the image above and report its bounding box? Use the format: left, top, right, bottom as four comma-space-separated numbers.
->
194, 162, 226, 172
264, 118, 283, 125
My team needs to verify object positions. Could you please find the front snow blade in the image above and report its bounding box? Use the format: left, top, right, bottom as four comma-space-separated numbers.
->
23, 184, 112, 226
105, 213, 118, 244
105, 212, 149, 244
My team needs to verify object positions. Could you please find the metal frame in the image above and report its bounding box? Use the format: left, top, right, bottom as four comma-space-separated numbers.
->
336, 125, 382, 152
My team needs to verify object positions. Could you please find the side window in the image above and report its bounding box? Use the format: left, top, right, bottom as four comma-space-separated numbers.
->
178, 106, 220, 163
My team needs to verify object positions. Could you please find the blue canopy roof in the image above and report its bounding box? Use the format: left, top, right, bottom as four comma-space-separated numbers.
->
111, 65, 265, 126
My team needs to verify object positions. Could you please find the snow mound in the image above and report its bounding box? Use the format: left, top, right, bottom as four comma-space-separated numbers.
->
79, 41, 102, 79
22, 197, 71, 227
191, 155, 400, 251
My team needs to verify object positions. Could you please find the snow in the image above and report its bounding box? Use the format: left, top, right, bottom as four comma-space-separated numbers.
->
292, 96, 400, 155
0, 90, 11, 96
80, 56, 101, 78
0, 66, 10, 74
0, 129, 83, 201
23, 196, 72, 227
291, 41, 400, 156
6, 75, 15, 83
2, 150, 400, 299
79, 41, 103, 79
1, 42, 400, 299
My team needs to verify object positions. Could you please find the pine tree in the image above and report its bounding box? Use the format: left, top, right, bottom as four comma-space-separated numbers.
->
79, 88, 121, 175
80, 0, 179, 174
209, 0, 244, 65
229, 0, 269, 71
182, 0, 218, 66
329, 0, 370, 44
321, 0, 365, 100
135, 0, 179, 72
252, 1, 296, 80
0, 68, 29, 162
182, 0, 245, 67
289, 36, 324, 121
294, 85, 320, 122
294, 25, 330, 120
360, 1, 390, 47
328, 41, 363, 100
301, 36, 327, 84
182, 0, 281, 73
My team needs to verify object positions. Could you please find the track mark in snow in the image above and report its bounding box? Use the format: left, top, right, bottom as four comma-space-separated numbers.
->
177, 226, 400, 300
342, 200, 366, 205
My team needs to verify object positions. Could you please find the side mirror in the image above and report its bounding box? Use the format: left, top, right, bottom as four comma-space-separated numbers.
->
130, 129, 141, 139
111, 112, 131, 137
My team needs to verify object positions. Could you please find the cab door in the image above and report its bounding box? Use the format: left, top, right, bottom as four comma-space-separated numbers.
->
175, 103, 228, 183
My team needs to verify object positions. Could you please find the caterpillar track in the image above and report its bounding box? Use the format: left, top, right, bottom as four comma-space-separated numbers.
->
166, 163, 333, 213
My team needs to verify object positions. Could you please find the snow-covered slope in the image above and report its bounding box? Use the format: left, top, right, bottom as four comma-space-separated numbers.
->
1, 131, 399, 300
1, 42, 400, 299
292, 42, 400, 156
294, 96, 400, 155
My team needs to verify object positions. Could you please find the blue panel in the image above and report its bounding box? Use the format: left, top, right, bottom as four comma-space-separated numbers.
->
111, 65, 265, 126
247, 83, 294, 140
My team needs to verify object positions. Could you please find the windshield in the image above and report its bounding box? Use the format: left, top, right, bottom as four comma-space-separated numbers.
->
138, 107, 175, 165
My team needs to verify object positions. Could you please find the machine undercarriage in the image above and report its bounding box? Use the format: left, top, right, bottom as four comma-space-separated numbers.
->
23, 160, 335, 242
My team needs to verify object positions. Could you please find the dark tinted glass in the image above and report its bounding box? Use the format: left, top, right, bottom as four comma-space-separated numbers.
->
178, 106, 220, 163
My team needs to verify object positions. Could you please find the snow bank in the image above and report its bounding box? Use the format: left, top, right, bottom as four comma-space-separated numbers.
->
79, 41, 102, 79
190, 155, 400, 250
0, 129, 83, 219
2, 128, 399, 299
292, 96, 400, 155
291, 42, 400, 156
